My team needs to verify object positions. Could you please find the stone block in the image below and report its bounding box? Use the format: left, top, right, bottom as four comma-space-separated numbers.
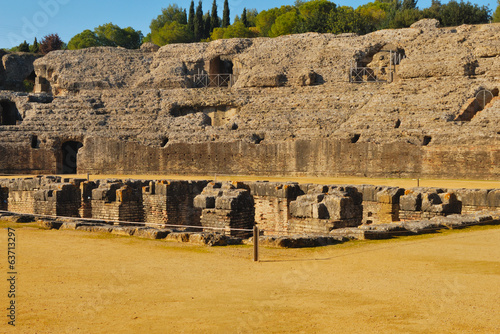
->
400, 193, 422, 211
376, 188, 405, 204
290, 200, 313, 218
487, 190, 500, 208
193, 195, 216, 209
165, 232, 191, 242
312, 203, 328, 219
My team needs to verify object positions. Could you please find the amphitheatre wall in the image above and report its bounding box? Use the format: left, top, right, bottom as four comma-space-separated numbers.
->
0, 19, 499, 179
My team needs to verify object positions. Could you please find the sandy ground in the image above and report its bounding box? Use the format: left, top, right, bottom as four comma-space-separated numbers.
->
1, 222, 499, 333
1, 174, 500, 190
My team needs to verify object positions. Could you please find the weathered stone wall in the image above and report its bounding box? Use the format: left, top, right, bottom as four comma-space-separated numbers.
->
142, 180, 207, 226
286, 185, 364, 234
1, 21, 500, 180
194, 182, 255, 238
91, 181, 146, 222
399, 188, 462, 221
1, 177, 499, 237
248, 182, 303, 235
1, 176, 82, 216
452, 189, 500, 214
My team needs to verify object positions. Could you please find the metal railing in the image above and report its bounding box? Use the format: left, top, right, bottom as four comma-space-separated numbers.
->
193, 73, 235, 88
349, 67, 392, 83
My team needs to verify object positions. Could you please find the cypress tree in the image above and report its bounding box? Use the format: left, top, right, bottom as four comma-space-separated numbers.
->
30, 37, 39, 53
188, 1, 195, 36
211, 0, 220, 30
222, 0, 230, 27
242, 8, 249, 27
194, 0, 204, 41
204, 11, 212, 38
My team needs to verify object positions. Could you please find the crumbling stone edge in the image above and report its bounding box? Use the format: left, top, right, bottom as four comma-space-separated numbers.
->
1, 210, 498, 248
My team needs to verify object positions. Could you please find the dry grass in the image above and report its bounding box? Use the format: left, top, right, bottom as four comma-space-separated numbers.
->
1, 222, 499, 333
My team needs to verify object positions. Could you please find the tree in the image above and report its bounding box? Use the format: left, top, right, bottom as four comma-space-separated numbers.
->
94, 23, 143, 49
222, 0, 230, 27
269, 10, 299, 37
150, 4, 187, 33
390, 8, 423, 28
188, 1, 195, 33
255, 6, 294, 36
39, 34, 63, 54
493, 0, 500, 22
242, 8, 249, 27
204, 11, 212, 39
67, 30, 100, 50
29, 38, 40, 53
295, 0, 337, 33
211, 0, 220, 30
18, 40, 30, 52
328, 6, 367, 34
152, 21, 193, 45
194, 0, 204, 40
211, 21, 258, 40
402, 0, 418, 10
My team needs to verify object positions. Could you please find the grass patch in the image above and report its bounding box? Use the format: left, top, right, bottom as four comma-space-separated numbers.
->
0, 220, 45, 230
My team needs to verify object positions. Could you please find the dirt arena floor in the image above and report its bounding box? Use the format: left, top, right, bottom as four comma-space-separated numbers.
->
1, 221, 499, 333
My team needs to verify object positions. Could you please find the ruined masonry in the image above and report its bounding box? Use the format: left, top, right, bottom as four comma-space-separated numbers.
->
1, 177, 499, 238
0, 19, 499, 180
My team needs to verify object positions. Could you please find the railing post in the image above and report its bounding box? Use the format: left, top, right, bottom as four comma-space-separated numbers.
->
253, 225, 259, 262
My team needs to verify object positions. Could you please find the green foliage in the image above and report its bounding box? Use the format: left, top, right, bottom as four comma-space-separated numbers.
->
210, 21, 257, 40
29, 38, 39, 53
23, 80, 34, 93
295, 0, 337, 33
269, 10, 299, 37
150, 4, 187, 32
188, 1, 195, 32
94, 23, 142, 49
68, 24, 142, 50
211, 0, 219, 30
151, 21, 193, 45
494, 0, 500, 22
402, 0, 418, 10
424, 0, 491, 26
222, 0, 230, 27
390, 8, 423, 28
194, 0, 204, 40
242, 8, 249, 27
329, 6, 367, 34
255, 6, 294, 36
68, 30, 101, 50
18, 40, 30, 52
39, 34, 63, 54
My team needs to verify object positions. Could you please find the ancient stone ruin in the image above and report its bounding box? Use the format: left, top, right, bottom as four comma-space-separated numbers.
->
0, 176, 499, 246
0, 19, 499, 179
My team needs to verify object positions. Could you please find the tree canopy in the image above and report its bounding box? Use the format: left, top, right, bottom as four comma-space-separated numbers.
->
68, 24, 142, 50
63, 0, 493, 50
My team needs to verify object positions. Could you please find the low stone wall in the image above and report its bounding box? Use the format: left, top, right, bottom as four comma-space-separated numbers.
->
91, 180, 146, 222
143, 180, 207, 226
194, 182, 255, 238
1, 177, 500, 237
248, 182, 303, 235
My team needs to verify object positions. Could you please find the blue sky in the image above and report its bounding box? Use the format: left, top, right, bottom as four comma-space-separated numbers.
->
0, 0, 496, 49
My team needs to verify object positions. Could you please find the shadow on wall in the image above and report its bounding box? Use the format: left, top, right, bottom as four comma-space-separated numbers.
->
0, 100, 22, 125
59, 141, 84, 174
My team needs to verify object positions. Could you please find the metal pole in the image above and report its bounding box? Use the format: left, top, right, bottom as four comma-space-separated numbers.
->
253, 225, 259, 262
